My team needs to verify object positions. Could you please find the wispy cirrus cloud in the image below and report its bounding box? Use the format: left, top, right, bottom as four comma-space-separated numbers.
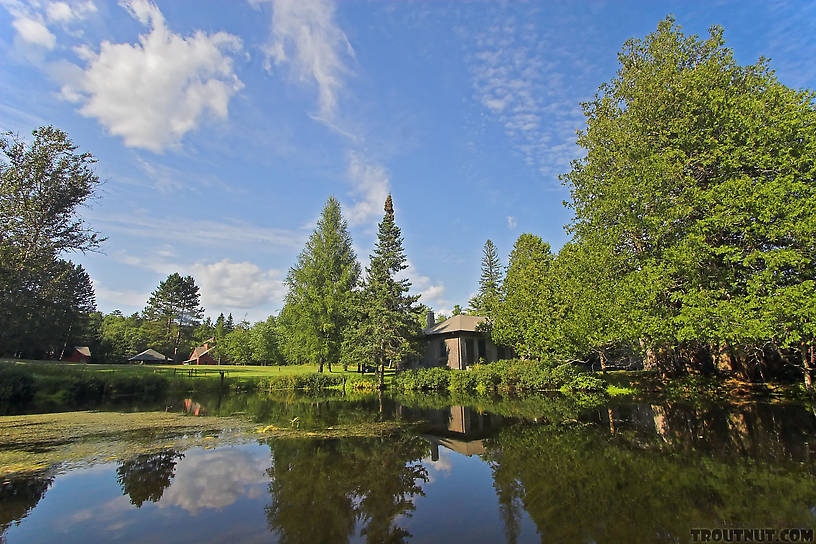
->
466, 10, 586, 183
255, 0, 390, 226
256, 0, 353, 124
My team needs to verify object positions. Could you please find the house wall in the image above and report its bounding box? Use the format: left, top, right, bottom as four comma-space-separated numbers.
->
421, 333, 498, 369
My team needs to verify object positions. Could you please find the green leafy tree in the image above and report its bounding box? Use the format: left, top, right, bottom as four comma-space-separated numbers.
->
561, 17, 816, 383
468, 239, 502, 318
251, 316, 283, 365
279, 197, 361, 372
0, 126, 103, 358
345, 195, 421, 388
144, 273, 204, 362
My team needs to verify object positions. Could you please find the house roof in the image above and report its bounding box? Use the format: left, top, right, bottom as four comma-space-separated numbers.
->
191, 345, 214, 358
75, 346, 91, 357
423, 315, 487, 336
129, 349, 169, 361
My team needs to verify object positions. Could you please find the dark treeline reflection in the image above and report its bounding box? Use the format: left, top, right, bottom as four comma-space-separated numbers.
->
484, 402, 816, 543
0, 472, 53, 542
116, 449, 184, 507
266, 435, 430, 544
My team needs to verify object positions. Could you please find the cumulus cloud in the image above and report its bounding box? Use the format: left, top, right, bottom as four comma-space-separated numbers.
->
346, 151, 391, 225
192, 259, 285, 310
161, 448, 269, 514
59, 0, 244, 151
258, 0, 353, 122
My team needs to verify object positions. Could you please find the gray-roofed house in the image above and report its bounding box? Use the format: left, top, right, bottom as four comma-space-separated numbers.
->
420, 312, 500, 370
128, 349, 171, 364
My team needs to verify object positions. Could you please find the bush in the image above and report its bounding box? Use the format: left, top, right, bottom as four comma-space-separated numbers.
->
257, 373, 344, 392
397, 359, 609, 395
393, 367, 450, 391
0, 367, 36, 404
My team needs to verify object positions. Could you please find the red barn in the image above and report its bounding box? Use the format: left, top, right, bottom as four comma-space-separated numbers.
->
63, 346, 91, 363
186, 343, 216, 365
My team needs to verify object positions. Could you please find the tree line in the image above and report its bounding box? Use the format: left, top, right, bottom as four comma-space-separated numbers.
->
468, 18, 816, 388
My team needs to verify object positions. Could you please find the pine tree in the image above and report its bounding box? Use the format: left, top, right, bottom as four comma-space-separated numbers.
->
347, 195, 420, 388
144, 273, 203, 362
280, 197, 361, 372
468, 239, 502, 318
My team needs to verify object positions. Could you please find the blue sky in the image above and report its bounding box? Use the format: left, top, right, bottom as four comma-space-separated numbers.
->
2, 0, 814, 322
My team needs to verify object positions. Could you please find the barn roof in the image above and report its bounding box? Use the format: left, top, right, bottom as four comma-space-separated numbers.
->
129, 349, 169, 361
75, 346, 91, 357
422, 315, 487, 336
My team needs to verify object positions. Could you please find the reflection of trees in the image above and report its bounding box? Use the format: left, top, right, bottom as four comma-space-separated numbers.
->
265, 435, 429, 544
116, 450, 184, 507
0, 473, 53, 543
484, 403, 816, 543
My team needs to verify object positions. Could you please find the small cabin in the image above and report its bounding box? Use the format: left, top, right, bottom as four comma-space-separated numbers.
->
186, 343, 216, 365
128, 349, 171, 364
63, 346, 91, 363
420, 312, 499, 370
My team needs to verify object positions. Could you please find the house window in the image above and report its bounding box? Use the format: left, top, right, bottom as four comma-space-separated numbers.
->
439, 339, 446, 358
478, 338, 486, 360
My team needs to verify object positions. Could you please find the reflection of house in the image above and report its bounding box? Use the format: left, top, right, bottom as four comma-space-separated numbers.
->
62, 346, 91, 363
421, 405, 504, 459
128, 349, 171, 364
420, 312, 498, 369
186, 342, 216, 365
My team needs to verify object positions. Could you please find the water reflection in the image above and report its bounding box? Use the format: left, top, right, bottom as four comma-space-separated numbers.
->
117, 450, 183, 507
2, 396, 816, 543
266, 435, 429, 544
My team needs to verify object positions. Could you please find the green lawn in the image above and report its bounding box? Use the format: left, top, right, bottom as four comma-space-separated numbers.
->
0, 358, 392, 381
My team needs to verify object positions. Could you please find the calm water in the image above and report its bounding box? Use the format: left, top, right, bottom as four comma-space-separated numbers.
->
2, 390, 816, 543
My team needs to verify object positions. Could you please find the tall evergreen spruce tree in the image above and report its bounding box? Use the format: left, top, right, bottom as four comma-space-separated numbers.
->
280, 197, 360, 372
468, 239, 502, 318
347, 195, 420, 388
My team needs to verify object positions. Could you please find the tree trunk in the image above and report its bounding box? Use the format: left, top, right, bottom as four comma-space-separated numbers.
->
328, 359, 332, 373
318, 359, 324, 373
804, 343, 814, 392
378, 359, 385, 390
173, 328, 182, 363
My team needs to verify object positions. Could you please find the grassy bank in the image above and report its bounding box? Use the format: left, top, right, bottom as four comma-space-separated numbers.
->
0, 359, 393, 411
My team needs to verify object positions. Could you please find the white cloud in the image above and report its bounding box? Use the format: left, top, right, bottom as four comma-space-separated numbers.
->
46, 1, 96, 23
12, 16, 56, 49
192, 259, 285, 310
467, 14, 585, 181
346, 151, 391, 226
161, 448, 269, 514
92, 279, 148, 309
401, 261, 449, 314
507, 215, 517, 229
91, 212, 306, 251
258, 0, 353, 122
60, 0, 244, 151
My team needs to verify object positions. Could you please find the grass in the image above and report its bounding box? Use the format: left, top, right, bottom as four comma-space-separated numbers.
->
1, 358, 390, 376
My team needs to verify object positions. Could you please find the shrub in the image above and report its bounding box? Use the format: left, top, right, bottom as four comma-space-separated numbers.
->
393, 367, 450, 391
0, 367, 36, 404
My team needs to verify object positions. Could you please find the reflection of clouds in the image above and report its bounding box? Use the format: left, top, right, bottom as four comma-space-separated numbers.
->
422, 453, 453, 484
64, 495, 134, 534
160, 447, 269, 515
